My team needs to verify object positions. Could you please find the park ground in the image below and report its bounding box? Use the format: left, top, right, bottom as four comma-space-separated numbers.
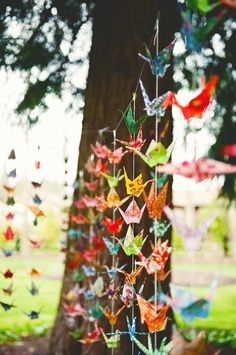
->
0, 252, 236, 354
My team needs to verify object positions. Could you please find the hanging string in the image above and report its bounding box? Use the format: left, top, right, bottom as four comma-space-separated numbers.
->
154, 11, 160, 351
131, 92, 136, 355
111, 129, 117, 355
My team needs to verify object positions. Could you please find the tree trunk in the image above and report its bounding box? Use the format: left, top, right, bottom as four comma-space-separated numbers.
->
49, 1, 180, 354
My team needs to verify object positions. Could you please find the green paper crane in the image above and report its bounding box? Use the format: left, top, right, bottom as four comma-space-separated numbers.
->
114, 225, 147, 256
186, 0, 220, 14
123, 105, 147, 135
131, 139, 175, 168
101, 330, 120, 348
100, 169, 124, 188
132, 335, 173, 355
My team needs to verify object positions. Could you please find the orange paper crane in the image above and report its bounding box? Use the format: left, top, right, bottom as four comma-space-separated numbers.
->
100, 305, 126, 325
221, 0, 236, 9
117, 265, 143, 285
137, 294, 169, 333
163, 75, 219, 121
143, 181, 169, 219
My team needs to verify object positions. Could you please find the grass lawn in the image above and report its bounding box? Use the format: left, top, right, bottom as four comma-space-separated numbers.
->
0, 253, 236, 347
0, 254, 64, 344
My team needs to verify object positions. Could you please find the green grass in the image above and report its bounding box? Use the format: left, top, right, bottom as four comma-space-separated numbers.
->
174, 285, 236, 330
0, 254, 64, 344
1, 253, 236, 348
172, 258, 236, 348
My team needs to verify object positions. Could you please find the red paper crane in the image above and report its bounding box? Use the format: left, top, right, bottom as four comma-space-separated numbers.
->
3, 269, 14, 279
4, 226, 15, 241
163, 75, 219, 120
102, 216, 124, 234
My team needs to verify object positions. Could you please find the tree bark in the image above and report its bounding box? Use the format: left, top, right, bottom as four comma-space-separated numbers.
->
49, 1, 180, 354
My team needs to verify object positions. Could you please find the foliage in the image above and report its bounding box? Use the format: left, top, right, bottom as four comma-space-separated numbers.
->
0, 0, 94, 121
174, 2, 236, 199
0, 255, 63, 344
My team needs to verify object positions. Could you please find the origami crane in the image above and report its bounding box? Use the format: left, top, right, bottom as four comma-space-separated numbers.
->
150, 219, 171, 238
85, 158, 109, 177
7, 168, 16, 178
221, 0, 236, 9
102, 216, 124, 234
0, 301, 16, 311
117, 265, 143, 285
4, 226, 15, 241
143, 181, 169, 220
169, 278, 218, 322
100, 305, 125, 325
101, 330, 120, 348
107, 147, 127, 164
63, 285, 85, 302
29, 268, 40, 277
28, 206, 44, 225
5, 213, 14, 222
82, 248, 97, 262
82, 265, 96, 277
107, 316, 147, 339
114, 225, 147, 256
24, 310, 41, 319
3, 185, 15, 193
78, 323, 101, 344
180, 7, 225, 52
31, 181, 42, 188
118, 199, 146, 224
3, 269, 14, 279
136, 239, 171, 274
92, 233, 105, 251
96, 188, 130, 209
116, 126, 146, 151
130, 140, 174, 168
84, 180, 98, 192
8, 149, 16, 159
132, 334, 173, 355
63, 302, 86, 317
71, 214, 89, 224
81, 195, 98, 208
164, 206, 218, 250
88, 301, 103, 321
33, 194, 42, 205
157, 157, 236, 182
137, 294, 169, 332
27, 281, 39, 296
124, 167, 152, 197
103, 237, 123, 255
139, 39, 175, 77
221, 143, 236, 157
34, 160, 40, 169
122, 105, 147, 135
186, 0, 220, 13
28, 239, 42, 249
2, 248, 14, 257
6, 196, 15, 205
2, 283, 14, 296
104, 262, 126, 279
89, 277, 104, 298
100, 169, 124, 188
163, 75, 219, 120
95, 193, 108, 212
91, 141, 110, 159
140, 80, 170, 117
105, 279, 121, 300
